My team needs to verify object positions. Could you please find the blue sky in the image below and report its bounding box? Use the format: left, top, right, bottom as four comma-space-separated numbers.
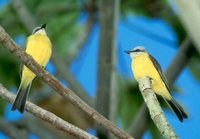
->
1, 1, 200, 139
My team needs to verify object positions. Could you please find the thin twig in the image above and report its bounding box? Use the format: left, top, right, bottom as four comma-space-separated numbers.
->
14, 116, 66, 139
0, 116, 27, 139
0, 83, 98, 139
51, 16, 95, 106
0, 26, 133, 139
138, 77, 178, 139
52, 53, 95, 107
165, 37, 192, 85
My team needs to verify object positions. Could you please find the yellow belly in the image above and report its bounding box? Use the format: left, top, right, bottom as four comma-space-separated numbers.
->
131, 53, 171, 99
21, 34, 52, 88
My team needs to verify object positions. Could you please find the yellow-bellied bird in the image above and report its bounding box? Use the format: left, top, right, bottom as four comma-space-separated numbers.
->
125, 46, 187, 122
12, 24, 52, 113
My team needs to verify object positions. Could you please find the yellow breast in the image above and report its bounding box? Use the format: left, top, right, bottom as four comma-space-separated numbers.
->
131, 53, 171, 99
26, 34, 52, 66
21, 34, 52, 87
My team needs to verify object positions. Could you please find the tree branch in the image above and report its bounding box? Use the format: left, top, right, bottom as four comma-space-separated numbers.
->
173, 0, 200, 53
0, 26, 133, 139
52, 53, 95, 107
14, 116, 70, 139
11, 0, 36, 33
0, 83, 98, 139
96, 0, 120, 138
138, 77, 178, 139
0, 116, 27, 139
165, 37, 192, 86
50, 15, 95, 106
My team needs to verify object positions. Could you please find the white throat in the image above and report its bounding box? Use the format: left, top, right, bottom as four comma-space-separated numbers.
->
129, 52, 144, 59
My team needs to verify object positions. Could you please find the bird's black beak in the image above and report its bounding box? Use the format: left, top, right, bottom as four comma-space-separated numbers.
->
124, 50, 130, 54
41, 23, 46, 29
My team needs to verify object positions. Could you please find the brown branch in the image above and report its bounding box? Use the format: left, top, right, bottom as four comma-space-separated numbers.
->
52, 4, 96, 107
0, 26, 133, 139
129, 37, 193, 137
0, 83, 98, 139
138, 77, 178, 139
50, 15, 95, 106
0, 116, 28, 139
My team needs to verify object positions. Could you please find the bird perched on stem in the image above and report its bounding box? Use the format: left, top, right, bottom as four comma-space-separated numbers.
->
12, 23, 52, 113
125, 46, 188, 122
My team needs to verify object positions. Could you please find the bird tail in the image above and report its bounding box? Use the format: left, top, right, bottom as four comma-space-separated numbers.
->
11, 83, 31, 113
164, 97, 188, 122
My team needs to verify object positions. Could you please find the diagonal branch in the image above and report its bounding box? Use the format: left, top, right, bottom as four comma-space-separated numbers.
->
138, 77, 178, 139
11, 0, 36, 33
0, 116, 28, 139
52, 53, 95, 107
165, 37, 192, 85
0, 26, 133, 139
0, 83, 98, 139
14, 115, 66, 139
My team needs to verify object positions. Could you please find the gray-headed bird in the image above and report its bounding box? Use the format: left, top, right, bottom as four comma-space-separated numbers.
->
125, 46, 188, 122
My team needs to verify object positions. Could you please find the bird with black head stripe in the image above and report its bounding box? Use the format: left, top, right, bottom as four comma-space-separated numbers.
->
125, 46, 188, 122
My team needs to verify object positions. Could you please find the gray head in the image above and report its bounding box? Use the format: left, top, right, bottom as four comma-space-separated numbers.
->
125, 46, 147, 59
32, 23, 46, 35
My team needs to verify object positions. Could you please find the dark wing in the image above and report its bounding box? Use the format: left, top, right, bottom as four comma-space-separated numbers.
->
148, 54, 171, 92
149, 54, 188, 121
